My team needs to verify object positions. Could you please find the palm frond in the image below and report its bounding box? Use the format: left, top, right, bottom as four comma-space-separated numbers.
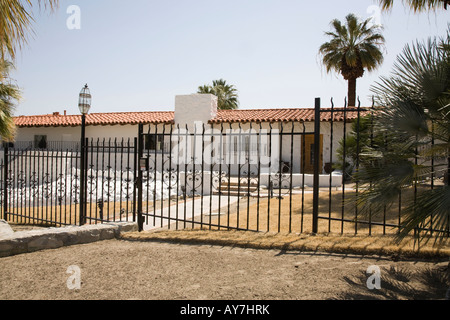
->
318, 13, 385, 80
360, 27, 450, 243
0, 0, 59, 60
398, 186, 450, 244
0, 59, 20, 141
378, 0, 448, 12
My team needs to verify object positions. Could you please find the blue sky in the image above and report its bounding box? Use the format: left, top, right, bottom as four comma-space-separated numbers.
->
11, 0, 450, 116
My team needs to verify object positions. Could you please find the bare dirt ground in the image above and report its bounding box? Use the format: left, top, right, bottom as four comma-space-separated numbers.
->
0, 233, 449, 301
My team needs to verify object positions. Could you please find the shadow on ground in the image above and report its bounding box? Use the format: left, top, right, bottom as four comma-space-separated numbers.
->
335, 264, 450, 300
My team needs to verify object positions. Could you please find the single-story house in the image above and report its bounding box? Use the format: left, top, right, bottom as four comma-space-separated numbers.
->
11, 94, 363, 189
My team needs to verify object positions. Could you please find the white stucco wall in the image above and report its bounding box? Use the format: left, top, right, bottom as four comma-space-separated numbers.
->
13, 120, 347, 175
15, 126, 80, 143
15, 124, 140, 144
174, 94, 218, 131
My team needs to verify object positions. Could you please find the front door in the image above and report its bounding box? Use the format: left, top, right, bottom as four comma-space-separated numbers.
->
302, 134, 323, 174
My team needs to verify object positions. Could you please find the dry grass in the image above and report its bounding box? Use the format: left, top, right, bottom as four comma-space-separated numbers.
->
6, 201, 134, 226
123, 186, 449, 259
6, 185, 449, 259
6, 198, 182, 227
122, 229, 450, 260
199, 188, 426, 236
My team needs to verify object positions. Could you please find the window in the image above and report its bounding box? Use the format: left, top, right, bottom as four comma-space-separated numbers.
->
34, 135, 47, 149
144, 134, 164, 151
223, 133, 263, 156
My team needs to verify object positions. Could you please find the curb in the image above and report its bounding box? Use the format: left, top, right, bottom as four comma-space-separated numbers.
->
0, 222, 138, 258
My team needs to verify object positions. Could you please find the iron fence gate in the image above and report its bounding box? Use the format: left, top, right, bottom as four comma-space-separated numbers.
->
134, 119, 318, 233
134, 98, 338, 234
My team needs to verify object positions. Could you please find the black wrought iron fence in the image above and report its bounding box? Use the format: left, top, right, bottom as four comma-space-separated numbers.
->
0, 141, 81, 151
135, 98, 449, 239
315, 98, 449, 238
1, 97, 448, 240
0, 138, 137, 227
136, 120, 317, 233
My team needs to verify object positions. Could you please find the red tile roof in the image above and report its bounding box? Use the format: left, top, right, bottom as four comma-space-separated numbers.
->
14, 111, 175, 127
14, 108, 365, 128
210, 108, 364, 123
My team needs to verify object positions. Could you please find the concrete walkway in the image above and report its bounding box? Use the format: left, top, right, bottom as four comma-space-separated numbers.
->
142, 195, 239, 231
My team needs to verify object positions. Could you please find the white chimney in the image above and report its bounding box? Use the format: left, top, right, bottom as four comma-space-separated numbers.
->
174, 94, 218, 130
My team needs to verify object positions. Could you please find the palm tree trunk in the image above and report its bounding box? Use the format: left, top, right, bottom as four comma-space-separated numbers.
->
347, 78, 357, 107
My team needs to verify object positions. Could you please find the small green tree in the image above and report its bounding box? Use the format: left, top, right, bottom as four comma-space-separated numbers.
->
336, 115, 369, 180
335, 113, 390, 182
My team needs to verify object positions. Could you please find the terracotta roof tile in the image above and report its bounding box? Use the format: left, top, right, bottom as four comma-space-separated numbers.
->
210, 108, 364, 123
212, 109, 303, 123
14, 111, 175, 127
14, 108, 366, 128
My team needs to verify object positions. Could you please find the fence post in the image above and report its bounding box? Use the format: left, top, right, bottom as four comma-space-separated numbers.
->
79, 136, 88, 226
132, 137, 138, 223
312, 98, 321, 234
137, 123, 144, 232
3, 143, 8, 221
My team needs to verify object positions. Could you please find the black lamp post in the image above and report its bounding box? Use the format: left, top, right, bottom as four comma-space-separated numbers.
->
78, 84, 91, 225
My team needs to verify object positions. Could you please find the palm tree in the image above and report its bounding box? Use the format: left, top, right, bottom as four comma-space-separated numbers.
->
356, 29, 450, 243
0, 60, 20, 141
0, 1, 58, 140
197, 79, 239, 110
378, 0, 450, 11
0, 0, 59, 61
319, 14, 385, 107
